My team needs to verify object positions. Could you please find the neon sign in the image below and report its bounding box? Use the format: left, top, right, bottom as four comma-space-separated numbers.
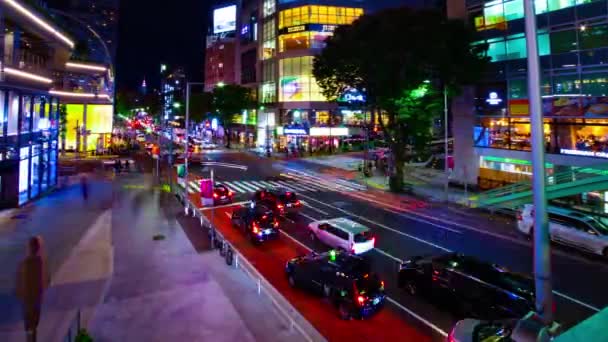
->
486, 92, 503, 106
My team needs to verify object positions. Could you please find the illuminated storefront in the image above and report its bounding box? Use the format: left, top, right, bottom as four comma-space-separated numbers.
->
0, 89, 60, 208
64, 104, 113, 152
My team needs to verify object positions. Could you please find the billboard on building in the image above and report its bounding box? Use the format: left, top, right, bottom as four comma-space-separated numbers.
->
213, 5, 237, 34
65, 104, 113, 151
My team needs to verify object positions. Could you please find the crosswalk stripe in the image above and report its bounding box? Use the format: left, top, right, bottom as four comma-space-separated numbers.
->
335, 178, 367, 190
267, 181, 284, 188
217, 182, 239, 194
284, 172, 356, 192
258, 181, 276, 188
234, 181, 259, 192
280, 180, 311, 192
250, 181, 269, 189
222, 182, 248, 193
280, 173, 332, 191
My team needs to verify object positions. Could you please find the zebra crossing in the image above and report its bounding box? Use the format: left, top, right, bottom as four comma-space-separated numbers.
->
180, 171, 366, 195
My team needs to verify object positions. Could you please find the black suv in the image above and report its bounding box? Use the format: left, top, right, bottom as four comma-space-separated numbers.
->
285, 250, 385, 319
213, 184, 233, 205
231, 204, 279, 244
253, 187, 301, 216
398, 253, 535, 319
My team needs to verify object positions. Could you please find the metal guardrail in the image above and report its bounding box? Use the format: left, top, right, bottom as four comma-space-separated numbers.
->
175, 189, 326, 342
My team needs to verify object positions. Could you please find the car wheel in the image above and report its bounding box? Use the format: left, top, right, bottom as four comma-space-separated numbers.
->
288, 274, 296, 288
405, 281, 417, 296
323, 284, 332, 298
603, 248, 608, 258
338, 302, 352, 320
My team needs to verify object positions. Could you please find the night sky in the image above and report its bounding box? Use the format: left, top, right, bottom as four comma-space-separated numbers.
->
116, 0, 211, 91
114, 0, 431, 92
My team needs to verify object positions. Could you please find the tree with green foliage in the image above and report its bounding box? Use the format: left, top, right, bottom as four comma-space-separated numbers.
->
313, 7, 488, 192
211, 84, 255, 148
189, 92, 214, 123
59, 104, 68, 155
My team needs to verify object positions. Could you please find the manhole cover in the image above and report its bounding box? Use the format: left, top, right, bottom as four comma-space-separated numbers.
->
11, 214, 27, 220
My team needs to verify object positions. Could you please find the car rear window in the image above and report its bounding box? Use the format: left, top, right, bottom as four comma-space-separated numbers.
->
354, 231, 373, 243
256, 211, 274, 223
215, 186, 227, 194
355, 274, 381, 295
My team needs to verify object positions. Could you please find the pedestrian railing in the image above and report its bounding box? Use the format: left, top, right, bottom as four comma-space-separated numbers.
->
178, 188, 326, 342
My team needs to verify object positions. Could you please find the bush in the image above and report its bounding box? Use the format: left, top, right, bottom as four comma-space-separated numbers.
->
75, 329, 93, 342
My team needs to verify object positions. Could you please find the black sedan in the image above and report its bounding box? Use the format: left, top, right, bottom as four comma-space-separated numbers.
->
213, 184, 234, 205
230, 204, 279, 244
286, 250, 386, 320
398, 253, 535, 319
252, 187, 302, 216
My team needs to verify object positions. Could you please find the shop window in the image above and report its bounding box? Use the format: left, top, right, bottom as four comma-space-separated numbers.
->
576, 0, 607, 19
488, 40, 507, 61
580, 24, 608, 50
553, 74, 581, 94
30, 145, 40, 198
21, 96, 32, 134
550, 29, 578, 53
509, 78, 527, 99
19, 146, 29, 205
582, 72, 608, 96
32, 96, 42, 132
8, 92, 19, 136
506, 36, 526, 59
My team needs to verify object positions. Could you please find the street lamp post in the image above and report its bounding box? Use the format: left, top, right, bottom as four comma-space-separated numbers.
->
524, 0, 553, 324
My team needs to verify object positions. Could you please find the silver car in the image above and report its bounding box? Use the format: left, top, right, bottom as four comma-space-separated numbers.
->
517, 204, 608, 258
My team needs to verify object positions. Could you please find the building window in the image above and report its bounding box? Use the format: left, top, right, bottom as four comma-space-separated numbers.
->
579, 24, 608, 50
261, 82, 277, 103
550, 29, 578, 54
263, 0, 276, 17
279, 56, 326, 102
263, 19, 276, 59
279, 5, 363, 29
21, 96, 32, 134
8, 92, 19, 136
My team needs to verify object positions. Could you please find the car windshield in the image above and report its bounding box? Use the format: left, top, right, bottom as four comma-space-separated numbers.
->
354, 231, 373, 243
586, 217, 608, 235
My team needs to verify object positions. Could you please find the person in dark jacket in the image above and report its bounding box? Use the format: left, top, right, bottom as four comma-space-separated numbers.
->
16, 236, 49, 342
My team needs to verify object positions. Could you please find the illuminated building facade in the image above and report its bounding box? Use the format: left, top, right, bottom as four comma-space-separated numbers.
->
257, 0, 367, 153
160, 66, 186, 121
0, 0, 74, 207
448, 0, 608, 212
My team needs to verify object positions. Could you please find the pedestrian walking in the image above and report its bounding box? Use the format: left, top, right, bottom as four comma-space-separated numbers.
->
16, 236, 49, 342
123, 159, 129, 172
80, 175, 89, 201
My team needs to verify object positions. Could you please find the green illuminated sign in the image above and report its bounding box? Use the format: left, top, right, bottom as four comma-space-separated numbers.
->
482, 156, 552, 168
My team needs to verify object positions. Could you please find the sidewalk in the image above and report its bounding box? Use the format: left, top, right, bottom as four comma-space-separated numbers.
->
89, 173, 305, 342
0, 175, 113, 340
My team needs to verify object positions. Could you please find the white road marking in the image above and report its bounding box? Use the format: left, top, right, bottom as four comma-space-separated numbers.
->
278, 227, 447, 338
301, 201, 329, 216
300, 187, 602, 313
553, 290, 601, 312
198, 201, 250, 211
250, 180, 269, 189
299, 212, 320, 223
222, 182, 248, 193
386, 297, 448, 338
298, 193, 452, 253
373, 248, 402, 263
235, 181, 260, 192
217, 182, 241, 194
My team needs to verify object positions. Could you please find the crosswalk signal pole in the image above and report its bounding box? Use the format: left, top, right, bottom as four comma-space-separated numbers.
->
524, 0, 553, 324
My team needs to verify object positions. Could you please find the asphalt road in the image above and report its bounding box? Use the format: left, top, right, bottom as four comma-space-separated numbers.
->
188, 149, 607, 338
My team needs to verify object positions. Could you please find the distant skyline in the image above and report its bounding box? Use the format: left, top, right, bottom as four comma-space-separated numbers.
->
114, 0, 439, 92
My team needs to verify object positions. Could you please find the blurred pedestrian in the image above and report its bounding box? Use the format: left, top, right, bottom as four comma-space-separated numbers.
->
16, 236, 49, 342
114, 159, 121, 174
80, 176, 89, 201
123, 159, 129, 172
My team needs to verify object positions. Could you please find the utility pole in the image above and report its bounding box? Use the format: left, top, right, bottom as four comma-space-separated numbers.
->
524, 0, 553, 324
184, 82, 205, 179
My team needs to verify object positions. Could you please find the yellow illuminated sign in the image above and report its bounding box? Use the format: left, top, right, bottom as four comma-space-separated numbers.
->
287, 25, 306, 33
65, 104, 113, 151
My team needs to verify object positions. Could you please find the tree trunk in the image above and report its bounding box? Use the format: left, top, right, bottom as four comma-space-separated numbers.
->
61, 135, 66, 156
389, 144, 405, 192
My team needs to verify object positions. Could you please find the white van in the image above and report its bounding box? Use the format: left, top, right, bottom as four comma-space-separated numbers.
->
308, 217, 375, 255
517, 204, 608, 257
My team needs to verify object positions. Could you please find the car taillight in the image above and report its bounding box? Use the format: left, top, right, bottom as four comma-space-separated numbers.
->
253, 223, 259, 234
228, 191, 234, 196
517, 212, 523, 221
274, 221, 279, 228
350, 243, 355, 254
380, 281, 385, 290
277, 204, 284, 210
357, 296, 366, 305
213, 193, 218, 198
295, 200, 301, 206
371, 237, 376, 245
